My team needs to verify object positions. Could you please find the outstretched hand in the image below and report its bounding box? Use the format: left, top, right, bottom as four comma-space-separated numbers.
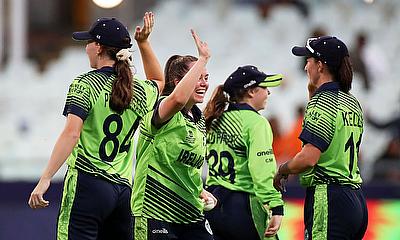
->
191, 29, 211, 61
135, 12, 154, 43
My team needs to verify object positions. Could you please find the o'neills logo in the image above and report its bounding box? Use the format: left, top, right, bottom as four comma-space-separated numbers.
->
243, 80, 257, 88
152, 228, 168, 234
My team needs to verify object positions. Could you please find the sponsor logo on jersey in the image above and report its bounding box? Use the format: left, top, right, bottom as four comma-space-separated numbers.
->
152, 228, 169, 234
256, 148, 273, 156
308, 110, 321, 122
205, 220, 213, 235
185, 129, 195, 144
69, 83, 87, 95
257, 148, 274, 163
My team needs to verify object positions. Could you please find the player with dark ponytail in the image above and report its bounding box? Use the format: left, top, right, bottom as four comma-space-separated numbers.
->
274, 36, 368, 240
28, 12, 164, 240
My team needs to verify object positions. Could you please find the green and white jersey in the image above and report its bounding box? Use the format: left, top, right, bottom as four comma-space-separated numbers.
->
131, 103, 206, 224
206, 103, 284, 210
63, 66, 158, 187
299, 82, 364, 188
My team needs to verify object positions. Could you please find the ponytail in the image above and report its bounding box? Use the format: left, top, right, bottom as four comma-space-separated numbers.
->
111, 59, 133, 114
337, 56, 353, 93
204, 85, 228, 131
327, 56, 353, 93
101, 45, 134, 114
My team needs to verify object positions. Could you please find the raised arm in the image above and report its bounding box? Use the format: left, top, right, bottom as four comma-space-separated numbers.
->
135, 12, 164, 92
154, 29, 211, 125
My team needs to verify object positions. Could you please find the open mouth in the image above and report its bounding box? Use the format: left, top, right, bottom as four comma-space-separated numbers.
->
195, 89, 206, 96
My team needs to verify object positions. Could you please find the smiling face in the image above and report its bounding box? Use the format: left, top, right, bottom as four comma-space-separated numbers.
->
192, 66, 209, 104
180, 61, 209, 107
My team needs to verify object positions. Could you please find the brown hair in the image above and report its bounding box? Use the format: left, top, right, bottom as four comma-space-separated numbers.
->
101, 40, 134, 114
204, 84, 250, 131
326, 56, 353, 93
162, 55, 198, 96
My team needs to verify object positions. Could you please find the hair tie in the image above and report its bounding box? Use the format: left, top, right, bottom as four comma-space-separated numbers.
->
116, 49, 133, 66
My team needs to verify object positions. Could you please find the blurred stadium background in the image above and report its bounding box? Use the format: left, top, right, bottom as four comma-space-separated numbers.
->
0, 0, 399, 239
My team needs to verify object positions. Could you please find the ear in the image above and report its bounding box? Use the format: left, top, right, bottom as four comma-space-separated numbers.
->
173, 78, 180, 86
317, 61, 324, 73
96, 43, 103, 55
247, 88, 257, 98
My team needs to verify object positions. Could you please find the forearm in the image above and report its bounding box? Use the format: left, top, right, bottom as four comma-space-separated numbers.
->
278, 144, 320, 175
40, 131, 79, 180
137, 40, 164, 90
156, 57, 208, 123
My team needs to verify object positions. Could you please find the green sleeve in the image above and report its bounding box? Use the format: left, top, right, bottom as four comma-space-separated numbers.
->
132, 77, 159, 118
300, 91, 337, 152
62, 75, 92, 120
247, 118, 283, 209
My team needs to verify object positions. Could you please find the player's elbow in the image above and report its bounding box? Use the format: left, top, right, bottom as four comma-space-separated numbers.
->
63, 129, 81, 141
303, 158, 318, 168
301, 144, 321, 167
168, 92, 188, 110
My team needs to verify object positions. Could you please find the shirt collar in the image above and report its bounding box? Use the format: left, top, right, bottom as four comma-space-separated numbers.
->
181, 104, 202, 122
96, 66, 115, 76
227, 103, 258, 113
315, 81, 340, 94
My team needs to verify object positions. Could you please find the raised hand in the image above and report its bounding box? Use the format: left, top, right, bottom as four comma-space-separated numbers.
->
28, 178, 51, 209
134, 12, 154, 43
191, 29, 211, 61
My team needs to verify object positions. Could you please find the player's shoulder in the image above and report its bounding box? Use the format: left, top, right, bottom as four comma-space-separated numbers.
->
72, 70, 100, 84
309, 89, 339, 111
238, 110, 269, 128
133, 76, 157, 90
313, 89, 338, 102
240, 109, 264, 119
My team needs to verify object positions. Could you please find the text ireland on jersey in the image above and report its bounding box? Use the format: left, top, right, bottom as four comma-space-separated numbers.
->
176, 149, 204, 169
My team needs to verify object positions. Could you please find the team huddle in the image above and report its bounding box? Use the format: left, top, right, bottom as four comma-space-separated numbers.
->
28, 12, 368, 240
